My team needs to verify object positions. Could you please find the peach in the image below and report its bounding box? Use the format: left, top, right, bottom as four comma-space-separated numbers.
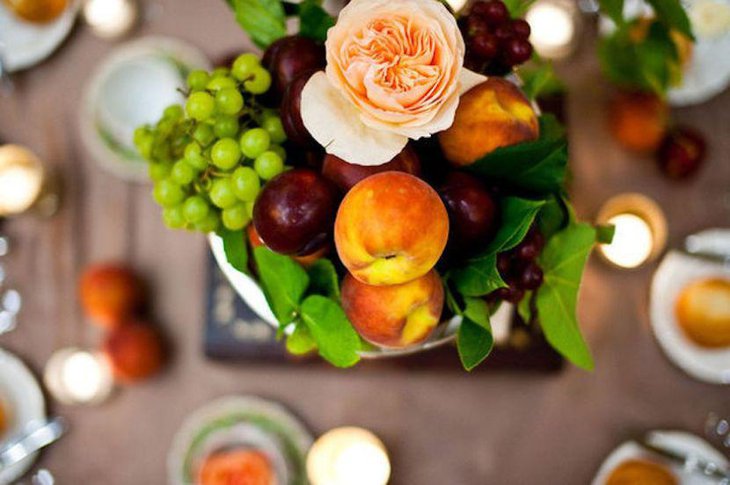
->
606, 460, 676, 485
198, 450, 273, 485
102, 321, 164, 384
341, 270, 444, 348
79, 264, 144, 328
334, 172, 449, 286
609, 91, 669, 152
322, 145, 421, 192
247, 225, 327, 267
438, 78, 539, 166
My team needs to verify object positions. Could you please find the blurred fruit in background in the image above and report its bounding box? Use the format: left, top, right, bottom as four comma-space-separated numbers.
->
102, 321, 164, 383
608, 91, 669, 153
656, 127, 707, 180
198, 449, 274, 485
79, 264, 144, 329
3, 0, 67, 23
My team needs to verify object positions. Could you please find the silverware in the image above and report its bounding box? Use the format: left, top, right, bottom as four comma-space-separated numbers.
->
637, 438, 730, 483
32, 469, 55, 485
0, 418, 67, 472
706, 413, 730, 452
685, 229, 730, 267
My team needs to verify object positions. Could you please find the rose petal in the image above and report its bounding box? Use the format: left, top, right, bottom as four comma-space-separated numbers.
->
301, 72, 408, 166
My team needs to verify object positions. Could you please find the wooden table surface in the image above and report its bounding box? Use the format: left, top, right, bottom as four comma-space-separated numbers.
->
0, 1, 729, 483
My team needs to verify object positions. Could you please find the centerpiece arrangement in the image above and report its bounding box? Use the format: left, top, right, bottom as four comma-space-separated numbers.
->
134, 0, 612, 370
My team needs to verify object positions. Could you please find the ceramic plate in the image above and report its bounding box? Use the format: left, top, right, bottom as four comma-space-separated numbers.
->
167, 396, 312, 485
0, 348, 46, 485
79, 36, 209, 182
650, 249, 730, 384
0, 1, 79, 73
592, 430, 729, 484
208, 233, 515, 359
599, 0, 730, 107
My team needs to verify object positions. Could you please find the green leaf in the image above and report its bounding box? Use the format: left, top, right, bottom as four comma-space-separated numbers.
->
537, 195, 569, 240
502, 0, 537, 17
300, 295, 361, 368
219, 228, 248, 274
306, 258, 340, 299
636, 21, 678, 93
232, 0, 287, 49
645, 0, 694, 39
599, 0, 625, 26
595, 224, 616, 244
463, 297, 491, 327
517, 291, 534, 324
486, 197, 546, 254
451, 254, 507, 297
465, 115, 568, 194
253, 247, 309, 326
286, 323, 317, 355
298, 0, 335, 42
457, 317, 494, 371
536, 222, 596, 370
521, 61, 565, 100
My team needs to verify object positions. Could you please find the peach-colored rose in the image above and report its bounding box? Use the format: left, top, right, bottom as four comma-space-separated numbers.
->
301, 0, 484, 166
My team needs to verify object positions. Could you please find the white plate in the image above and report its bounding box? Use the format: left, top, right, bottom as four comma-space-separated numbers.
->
599, 0, 730, 107
0, 348, 46, 485
79, 36, 210, 182
650, 250, 730, 384
592, 430, 728, 484
0, 0, 79, 73
167, 395, 312, 485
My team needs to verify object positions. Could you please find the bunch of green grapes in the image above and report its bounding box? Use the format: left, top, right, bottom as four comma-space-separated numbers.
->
133, 54, 288, 233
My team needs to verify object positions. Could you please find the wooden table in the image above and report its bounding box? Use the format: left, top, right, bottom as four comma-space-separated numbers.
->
0, 2, 728, 483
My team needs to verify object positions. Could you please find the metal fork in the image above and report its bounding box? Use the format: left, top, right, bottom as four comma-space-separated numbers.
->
706, 413, 730, 453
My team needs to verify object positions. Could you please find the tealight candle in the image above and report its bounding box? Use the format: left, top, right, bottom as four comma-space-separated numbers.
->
0, 145, 45, 217
597, 193, 667, 269
307, 427, 391, 485
44, 348, 114, 405
525, 0, 581, 60
82, 0, 139, 39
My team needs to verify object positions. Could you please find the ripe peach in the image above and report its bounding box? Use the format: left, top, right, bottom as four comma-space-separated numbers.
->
102, 321, 164, 384
438, 78, 539, 166
609, 91, 668, 152
341, 270, 444, 348
79, 264, 144, 328
247, 225, 327, 267
322, 145, 421, 192
334, 172, 449, 286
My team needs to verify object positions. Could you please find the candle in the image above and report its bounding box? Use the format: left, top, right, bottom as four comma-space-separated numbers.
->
597, 193, 667, 269
44, 348, 114, 405
307, 427, 391, 485
0, 145, 44, 217
525, 0, 580, 60
82, 0, 138, 39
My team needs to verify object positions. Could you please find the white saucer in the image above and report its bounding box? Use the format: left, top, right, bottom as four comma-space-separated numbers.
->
0, 348, 46, 485
592, 430, 728, 484
79, 36, 210, 182
167, 396, 312, 485
0, 1, 79, 73
650, 248, 730, 385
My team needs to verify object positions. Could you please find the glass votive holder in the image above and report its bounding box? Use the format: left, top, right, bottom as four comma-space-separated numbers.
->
307, 427, 391, 485
44, 348, 114, 405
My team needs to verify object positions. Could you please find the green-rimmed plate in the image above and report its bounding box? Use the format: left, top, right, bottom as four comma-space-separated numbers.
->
167, 396, 312, 485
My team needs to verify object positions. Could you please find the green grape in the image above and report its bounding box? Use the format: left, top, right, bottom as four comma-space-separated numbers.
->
232, 53, 259, 81
153, 180, 185, 208
209, 178, 238, 209
215, 88, 244, 116
245, 201, 255, 218
214, 115, 240, 138
206, 76, 237, 92
239, 128, 271, 158
193, 123, 215, 146
261, 115, 287, 144
184, 142, 208, 171
187, 70, 210, 91
182, 195, 210, 223
186, 92, 215, 121
268, 144, 286, 161
222, 204, 250, 230
149, 162, 172, 182
211, 138, 241, 170
195, 211, 220, 233
231, 166, 260, 202
244, 66, 272, 94
151, 141, 172, 164
135, 132, 154, 160
163, 104, 184, 120
134, 126, 151, 146
254, 151, 284, 180
171, 160, 196, 185
162, 206, 186, 229
211, 67, 230, 79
